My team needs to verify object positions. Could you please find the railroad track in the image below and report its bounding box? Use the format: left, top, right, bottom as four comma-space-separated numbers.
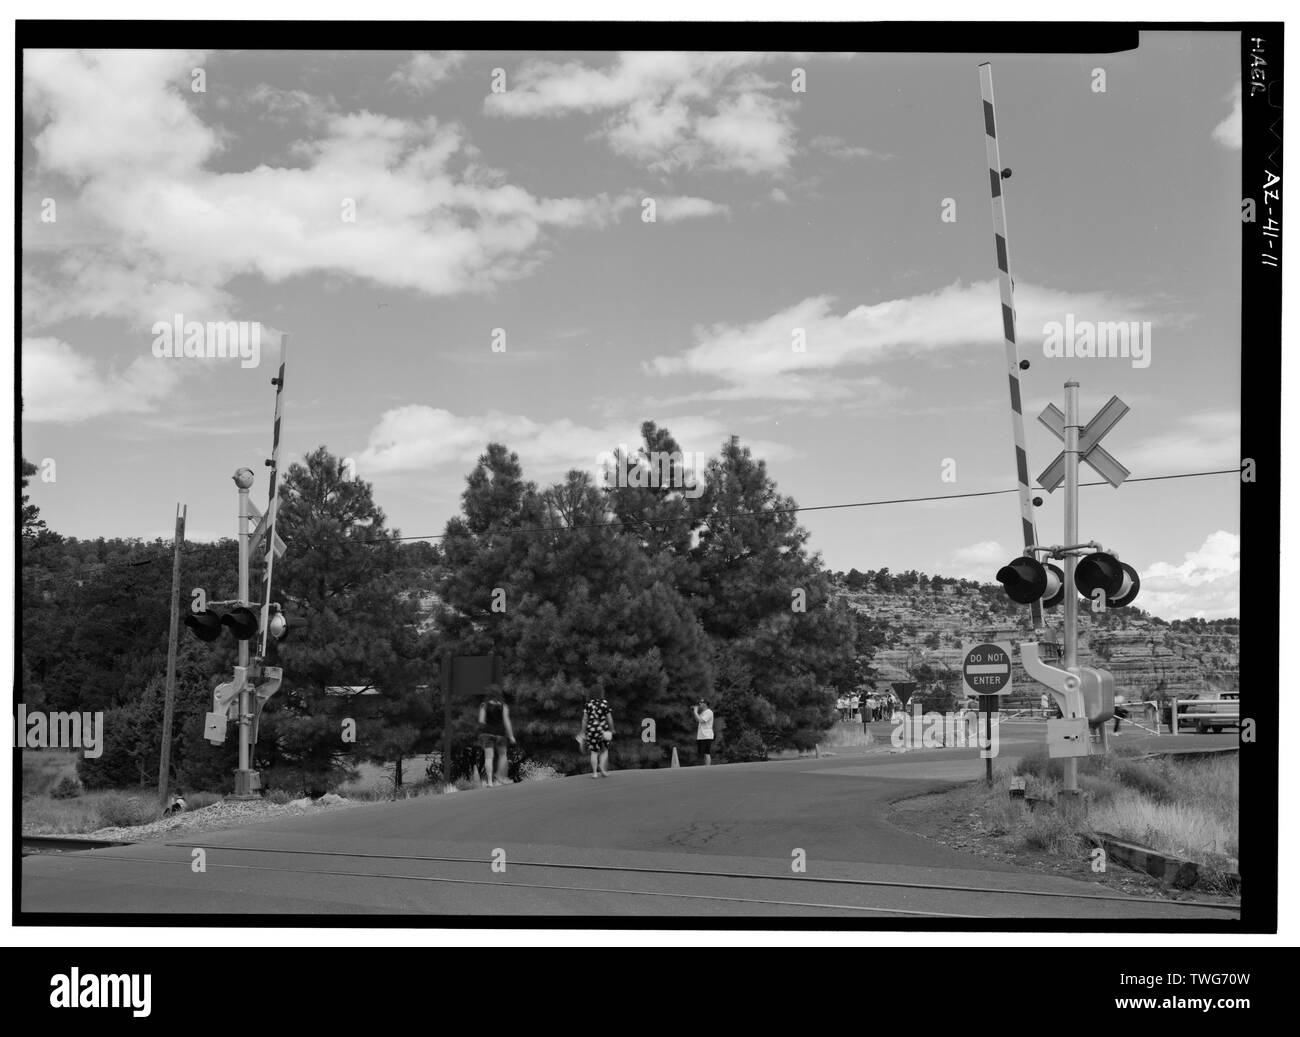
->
29, 840, 1242, 918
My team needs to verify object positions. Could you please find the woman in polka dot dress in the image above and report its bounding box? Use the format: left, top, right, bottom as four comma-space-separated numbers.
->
582, 696, 614, 778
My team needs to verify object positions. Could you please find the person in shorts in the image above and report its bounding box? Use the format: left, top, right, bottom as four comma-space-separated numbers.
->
693, 699, 714, 765
477, 691, 515, 787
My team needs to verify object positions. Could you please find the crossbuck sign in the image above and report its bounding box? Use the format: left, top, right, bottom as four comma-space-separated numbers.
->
1036, 395, 1131, 491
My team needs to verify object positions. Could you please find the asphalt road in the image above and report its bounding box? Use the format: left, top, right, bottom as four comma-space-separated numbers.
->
22, 724, 1239, 919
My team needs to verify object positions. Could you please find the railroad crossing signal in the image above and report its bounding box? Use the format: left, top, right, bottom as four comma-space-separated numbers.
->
996, 556, 1065, 608
247, 498, 287, 560
185, 600, 260, 642
1075, 552, 1141, 608
962, 642, 1014, 697
1036, 395, 1130, 491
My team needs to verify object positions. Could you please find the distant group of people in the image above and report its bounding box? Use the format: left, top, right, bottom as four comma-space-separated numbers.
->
836, 693, 893, 728
478, 689, 717, 783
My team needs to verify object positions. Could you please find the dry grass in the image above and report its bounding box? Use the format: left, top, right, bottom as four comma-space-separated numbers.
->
902, 746, 1240, 891
1092, 794, 1237, 863
518, 760, 563, 782
22, 749, 80, 798
1021, 808, 1087, 856
971, 751, 1239, 882
1090, 754, 1238, 869
818, 721, 876, 749
337, 756, 429, 796
23, 793, 110, 835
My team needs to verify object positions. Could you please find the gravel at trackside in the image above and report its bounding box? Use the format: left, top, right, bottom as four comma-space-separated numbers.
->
86, 797, 366, 842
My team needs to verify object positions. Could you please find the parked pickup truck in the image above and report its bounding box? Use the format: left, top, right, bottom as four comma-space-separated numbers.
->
1180, 692, 1240, 734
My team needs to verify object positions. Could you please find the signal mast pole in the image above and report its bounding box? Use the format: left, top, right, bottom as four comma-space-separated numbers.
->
233, 467, 256, 797
1061, 381, 1081, 795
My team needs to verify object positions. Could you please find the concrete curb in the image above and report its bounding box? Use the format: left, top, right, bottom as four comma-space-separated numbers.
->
1138, 747, 1240, 762
1090, 831, 1200, 889
22, 834, 136, 856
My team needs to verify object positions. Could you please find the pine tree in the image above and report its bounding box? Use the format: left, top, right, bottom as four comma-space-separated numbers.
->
261, 447, 428, 793
435, 445, 710, 767
688, 437, 847, 754
20, 457, 47, 536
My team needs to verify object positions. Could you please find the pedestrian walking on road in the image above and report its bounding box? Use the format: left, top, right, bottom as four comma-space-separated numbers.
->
478, 691, 515, 787
693, 699, 714, 765
582, 695, 614, 778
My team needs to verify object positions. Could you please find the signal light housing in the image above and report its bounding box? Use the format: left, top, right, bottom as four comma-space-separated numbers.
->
1076, 552, 1140, 608
222, 605, 260, 640
1041, 563, 1065, 608
996, 556, 1065, 608
184, 609, 224, 642
264, 602, 306, 643
185, 600, 261, 643
1107, 562, 1140, 607
1075, 552, 1122, 599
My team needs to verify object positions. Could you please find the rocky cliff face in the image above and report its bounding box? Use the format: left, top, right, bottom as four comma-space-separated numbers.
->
833, 576, 1238, 708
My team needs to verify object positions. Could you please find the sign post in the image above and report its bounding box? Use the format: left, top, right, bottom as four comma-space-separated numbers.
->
962, 641, 1013, 784
232, 469, 256, 797
1033, 383, 1131, 796
158, 504, 186, 806
439, 655, 501, 784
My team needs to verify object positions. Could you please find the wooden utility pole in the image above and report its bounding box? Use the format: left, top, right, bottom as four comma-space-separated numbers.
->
158, 504, 186, 805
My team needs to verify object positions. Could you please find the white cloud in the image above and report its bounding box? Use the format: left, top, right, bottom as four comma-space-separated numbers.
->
22, 337, 183, 422
25, 49, 217, 180
355, 406, 795, 480
1212, 81, 1242, 150
1139, 531, 1239, 620
389, 51, 467, 94
646, 280, 1165, 402
23, 50, 627, 333
948, 540, 1008, 579
485, 52, 801, 175
809, 135, 891, 161
655, 195, 730, 222
1122, 410, 1239, 475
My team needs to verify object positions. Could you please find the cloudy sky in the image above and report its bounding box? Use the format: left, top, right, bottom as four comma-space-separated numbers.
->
21, 36, 1243, 618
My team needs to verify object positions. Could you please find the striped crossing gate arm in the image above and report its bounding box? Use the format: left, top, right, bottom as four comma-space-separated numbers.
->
259, 334, 287, 658
979, 63, 1042, 631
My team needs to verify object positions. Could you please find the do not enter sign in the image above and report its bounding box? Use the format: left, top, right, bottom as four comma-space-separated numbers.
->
962, 642, 1014, 696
